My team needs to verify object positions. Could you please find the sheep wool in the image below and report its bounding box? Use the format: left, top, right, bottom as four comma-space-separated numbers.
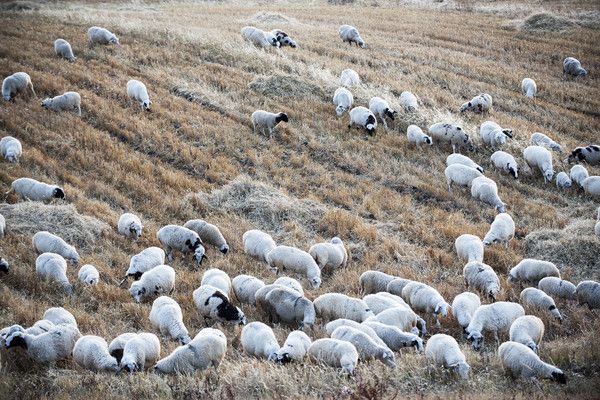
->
537, 277, 576, 300
429, 123, 474, 153
348, 106, 377, 136
200, 268, 231, 297
465, 301, 525, 350
338, 25, 365, 48
266, 245, 322, 289
482, 213, 515, 247
73, 335, 119, 372
491, 151, 519, 179
406, 125, 432, 146
184, 219, 229, 254
126, 80, 151, 111
425, 334, 470, 380
563, 57, 587, 77
575, 280, 600, 309
54, 39, 76, 63
109, 333, 137, 364
129, 265, 175, 303
157, 225, 206, 266
149, 296, 191, 344
400, 91, 418, 112
362, 321, 424, 352
359, 270, 396, 294
0, 257, 8, 273
2, 72, 35, 101
32, 231, 79, 264
523, 145, 554, 183
402, 282, 450, 326
243, 229, 277, 263
241, 322, 280, 361
480, 121, 513, 149
444, 164, 483, 192
308, 338, 359, 375
555, 172, 572, 189
241, 26, 279, 48
78, 264, 99, 285
509, 315, 544, 353
498, 341, 566, 383
325, 319, 387, 348
508, 259, 560, 285
331, 326, 396, 368
251, 110, 288, 138
0, 213, 4, 238
43, 307, 78, 328
569, 164, 589, 187
120, 332, 161, 372
192, 284, 246, 325
446, 153, 484, 173
567, 145, 600, 165
455, 234, 484, 263
313, 293, 374, 322
88, 26, 120, 46
451, 292, 481, 332
273, 276, 304, 295
309, 237, 348, 272
0, 136, 22, 162
362, 292, 408, 314
368, 97, 397, 130
531, 132, 562, 153
5, 323, 81, 364
463, 261, 500, 302
232, 274, 265, 305
521, 78, 537, 98
271, 30, 297, 48
35, 253, 72, 294
118, 212, 143, 239
333, 87, 354, 117
340, 69, 360, 87
460, 93, 492, 113
11, 177, 65, 202
276, 330, 312, 363
125, 246, 166, 281
41, 91, 81, 116
521, 288, 562, 322
386, 278, 414, 297
582, 176, 600, 197
470, 176, 506, 213
365, 305, 425, 337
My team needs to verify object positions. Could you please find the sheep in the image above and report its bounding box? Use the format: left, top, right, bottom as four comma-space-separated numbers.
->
240, 322, 280, 361
271, 29, 297, 48
347, 106, 377, 136
446, 153, 484, 174
406, 125, 432, 146
368, 97, 397, 130
444, 164, 483, 192
149, 296, 191, 344
331, 326, 396, 368
454, 234, 484, 263
338, 25, 365, 48
555, 172, 572, 189
43, 307, 78, 328
521, 78, 537, 98
451, 292, 481, 334
575, 280, 600, 309
264, 287, 316, 329
129, 265, 175, 303
108, 333, 137, 363
470, 176, 506, 213
273, 276, 304, 295
386, 278, 415, 297
266, 245, 322, 289
465, 301, 525, 350
402, 282, 450, 327
9, 177, 65, 202
0, 136, 22, 162
314, 293, 374, 323
340, 68, 360, 87
362, 321, 424, 352
582, 176, 600, 197
119, 332, 161, 372
498, 341, 566, 383
184, 219, 229, 254
200, 268, 231, 297
87, 26, 120, 46
232, 274, 265, 305
2, 72, 35, 101
124, 246, 166, 282
78, 264, 99, 285
460, 93, 492, 113
1, 320, 55, 346
567, 145, 600, 165
117, 212, 143, 239
359, 270, 396, 294
0, 213, 4, 238
73, 335, 119, 372
491, 151, 519, 179
325, 319, 387, 348
425, 334, 470, 380
563, 57, 587, 77
242, 229, 277, 263
362, 292, 408, 314
480, 121, 513, 149
53, 38, 76, 63
276, 330, 312, 363
482, 212, 515, 247
463, 261, 501, 302
5, 323, 81, 364
538, 277, 576, 300
509, 315, 544, 353
251, 110, 288, 138
308, 338, 359, 375
365, 305, 425, 337
35, 253, 72, 294
429, 123, 474, 153
157, 225, 207, 266
523, 145, 554, 183
531, 132, 562, 153
241, 26, 279, 48
309, 237, 348, 273
333, 87, 353, 117
508, 259, 560, 285
41, 91, 81, 116
192, 285, 246, 325
126, 79, 151, 111
400, 91, 418, 112
32, 231, 79, 264
569, 164, 589, 187
0, 257, 8, 273
521, 288, 562, 322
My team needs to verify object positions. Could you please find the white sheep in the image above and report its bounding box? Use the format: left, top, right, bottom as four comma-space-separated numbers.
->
325, 319, 387, 348
575, 280, 600, 309
480, 121, 513, 149
454, 234, 484, 263
35, 253, 72, 294
2, 72, 35, 101
184, 219, 229, 254
333, 87, 353, 117
451, 292, 481, 334
108, 333, 137, 364
192, 284, 246, 325
313, 293, 374, 322
386, 278, 414, 297
308, 237, 348, 272
569, 164, 589, 187
463, 261, 501, 302
242, 229, 277, 263
87, 26, 120, 46
43, 307, 78, 328
538, 277, 576, 300
78, 264, 99, 285
402, 282, 450, 327
119, 332, 161, 372
509, 315, 544, 353
149, 296, 191, 344
567, 145, 600, 165
365, 305, 425, 337
308, 338, 359, 375
482, 212, 515, 247
362, 321, 424, 352
157, 224, 207, 266
491, 151, 519, 179
429, 122, 474, 153
271, 30, 297, 48
124, 246, 166, 282
563, 57, 587, 77
498, 341, 566, 383
273, 276, 304, 295
400, 91, 418, 112
444, 164, 483, 192
241, 26, 279, 48
531, 132, 562, 153
73, 335, 119, 372
10, 177, 65, 202
129, 265, 175, 303
425, 334, 470, 380
359, 270, 396, 294
32, 231, 79, 264
555, 172, 572, 189
251, 110, 288, 138
41, 91, 81, 116
406, 125, 432, 146
200, 268, 231, 297
362, 292, 408, 314
523, 145, 554, 183
0, 257, 8, 273
338, 25, 365, 48
331, 326, 396, 368
520, 288, 562, 322
54, 38, 76, 62
368, 97, 397, 130
266, 245, 322, 289
117, 212, 143, 239
465, 301, 525, 350
470, 176, 506, 213
126, 80, 151, 111
0, 136, 22, 162
340, 68, 360, 87
1, 320, 55, 346
276, 330, 312, 363
582, 176, 600, 197
508, 259, 560, 285
5, 323, 80, 363
232, 274, 265, 305
446, 153, 484, 173
460, 93, 492, 113
240, 321, 280, 361
348, 106, 377, 136
521, 78, 537, 98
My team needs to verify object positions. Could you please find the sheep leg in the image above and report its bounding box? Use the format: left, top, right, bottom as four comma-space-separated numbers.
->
268, 127, 274, 139
29, 84, 36, 98
381, 117, 388, 131
166, 248, 173, 263
434, 314, 441, 329
493, 330, 499, 346
77, 105, 81, 117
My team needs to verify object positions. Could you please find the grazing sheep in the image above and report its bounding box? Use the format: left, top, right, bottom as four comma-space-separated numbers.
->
569, 164, 589, 187
359, 270, 396, 295
266, 245, 322, 289
273, 276, 304, 295
480, 121, 513, 149
538, 277, 577, 300
10, 177, 65, 202
261, 286, 316, 329
0, 257, 8, 273
308, 338, 359, 375
555, 172, 572, 189
368, 97, 397, 130
124, 247, 166, 282
108, 333, 137, 364
32, 231, 79, 264
149, 296, 191, 344
429, 123, 474, 153
78, 264, 99, 285
157, 225, 206, 266
43, 307, 78, 328
563, 57, 587, 77
1, 320, 56, 347
386, 278, 415, 297
333, 87, 353, 117
241, 26, 279, 48
531, 132, 562, 153
508, 259, 560, 285
348, 106, 377, 136
271, 29, 297, 48
366, 305, 425, 337
41, 91, 81, 116
338, 25, 365, 48
331, 326, 396, 368
509, 315, 544, 353
575, 280, 600, 309
309, 237, 348, 273
129, 265, 175, 303
463, 261, 501, 302
491, 151, 519, 179
232, 275, 265, 306
363, 292, 408, 314
243, 229, 277, 263
192, 285, 246, 325
251, 110, 288, 138
314, 293, 374, 322
87, 26, 120, 46
523, 145, 554, 183
2, 72, 35, 101
400, 91, 418, 112
444, 164, 483, 192
340, 69, 360, 87
498, 341, 566, 383
521, 288, 562, 322
35, 253, 72, 294
184, 219, 229, 254
126, 80, 151, 111
567, 145, 600, 165
425, 334, 470, 380
521, 78, 537, 98
0, 136, 22, 162
325, 319, 387, 348
276, 330, 312, 363
460, 93, 492, 113
119, 332, 161, 372
402, 282, 450, 327
446, 153, 484, 173
465, 301, 525, 350
118, 212, 143, 239
200, 268, 231, 297
73, 336, 119, 372
362, 321, 424, 352
455, 234, 484, 263
406, 125, 432, 146
470, 176, 506, 213
582, 176, 600, 197
451, 292, 481, 334
241, 322, 280, 361
54, 39, 76, 62
5, 323, 81, 364
482, 213, 515, 247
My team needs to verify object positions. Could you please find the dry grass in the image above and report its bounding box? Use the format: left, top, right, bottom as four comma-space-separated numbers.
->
0, 0, 599, 399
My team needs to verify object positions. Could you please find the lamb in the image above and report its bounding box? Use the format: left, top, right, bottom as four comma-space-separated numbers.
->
149, 296, 191, 344
340, 68, 360, 87
73, 335, 119, 372
200, 268, 231, 297
491, 151, 519, 179
365, 305, 425, 337
156, 225, 207, 266
242, 229, 277, 263
276, 330, 312, 363
325, 319, 387, 348
425, 334, 470, 380
251, 110, 288, 138
126, 80, 151, 111
117, 212, 143, 239
509, 315, 544, 353
119, 332, 161, 372
232, 274, 265, 305
78, 264, 99, 285
129, 265, 175, 303
368, 97, 397, 130
309, 338, 359, 374
348, 106, 377, 136
460, 93, 492, 113
400, 91, 418, 112
35, 253, 72, 294
108, 333, 137, 363
575, 280, 600, 309
401, 282, 450, 327
569, 164, 589, 187
465, 301, 525, 350
454, 234, 484, 263
43, 307, 78, 328
523, 145, 554, 183
0, 213, 4, 238
32, 231, 79, 264
521, 78, 537, 98
271, 30, 297, 48
266, 245, 322, 289
386, 278, 415, 297
362, 292, 408, 314
333, 87, 353, 117
240, 321, 280, 361
41, 91, 81, 116
54, 39, 76, 63
444, 164, 483, 192
0, 136, 22, 162
406, 125, 432, 146
313, 293, 374, 322
273, 276, 304, 295
521, 288, 562, 322
0, 257, 8, 273
192, 285, 246, 325
331, 326, 396, 368
308, 237, 348, 272
563, 57, 587, 77
479, 121, 513, 149
362, 321, 424, 352
10, 177, 65, 202
124, 246, 166, 282
183, 219, 229, 254
531, 132, 562, 153
508, 259, 560, 285
498, 341, 566, 383
446, 153, 484, 174
482, 212, 515, 247
2, 72, 35, 101
470, 176, 506, 213
338, 25, 365, 48
5, 323, 81, 364
429, 123, 474, 153
87, 26, 120, 46
582, 176, 600, 197
538, 277, 576, 300
555, 172, 572, 189
359, 270, 396, 294
241, 26, 279, 48
463, 261, 500, 302
567, 145, 600, 165
451, 292, 481, 334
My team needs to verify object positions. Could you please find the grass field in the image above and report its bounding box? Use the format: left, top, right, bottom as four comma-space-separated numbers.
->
0, 0, 599, 398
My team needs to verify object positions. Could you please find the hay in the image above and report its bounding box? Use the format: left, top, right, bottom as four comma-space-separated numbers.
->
520, 13, 575, 32
0, 1, 39, 11
246, 12, 291, 25
248, 74, 328, 101
0, 202, 110, 249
